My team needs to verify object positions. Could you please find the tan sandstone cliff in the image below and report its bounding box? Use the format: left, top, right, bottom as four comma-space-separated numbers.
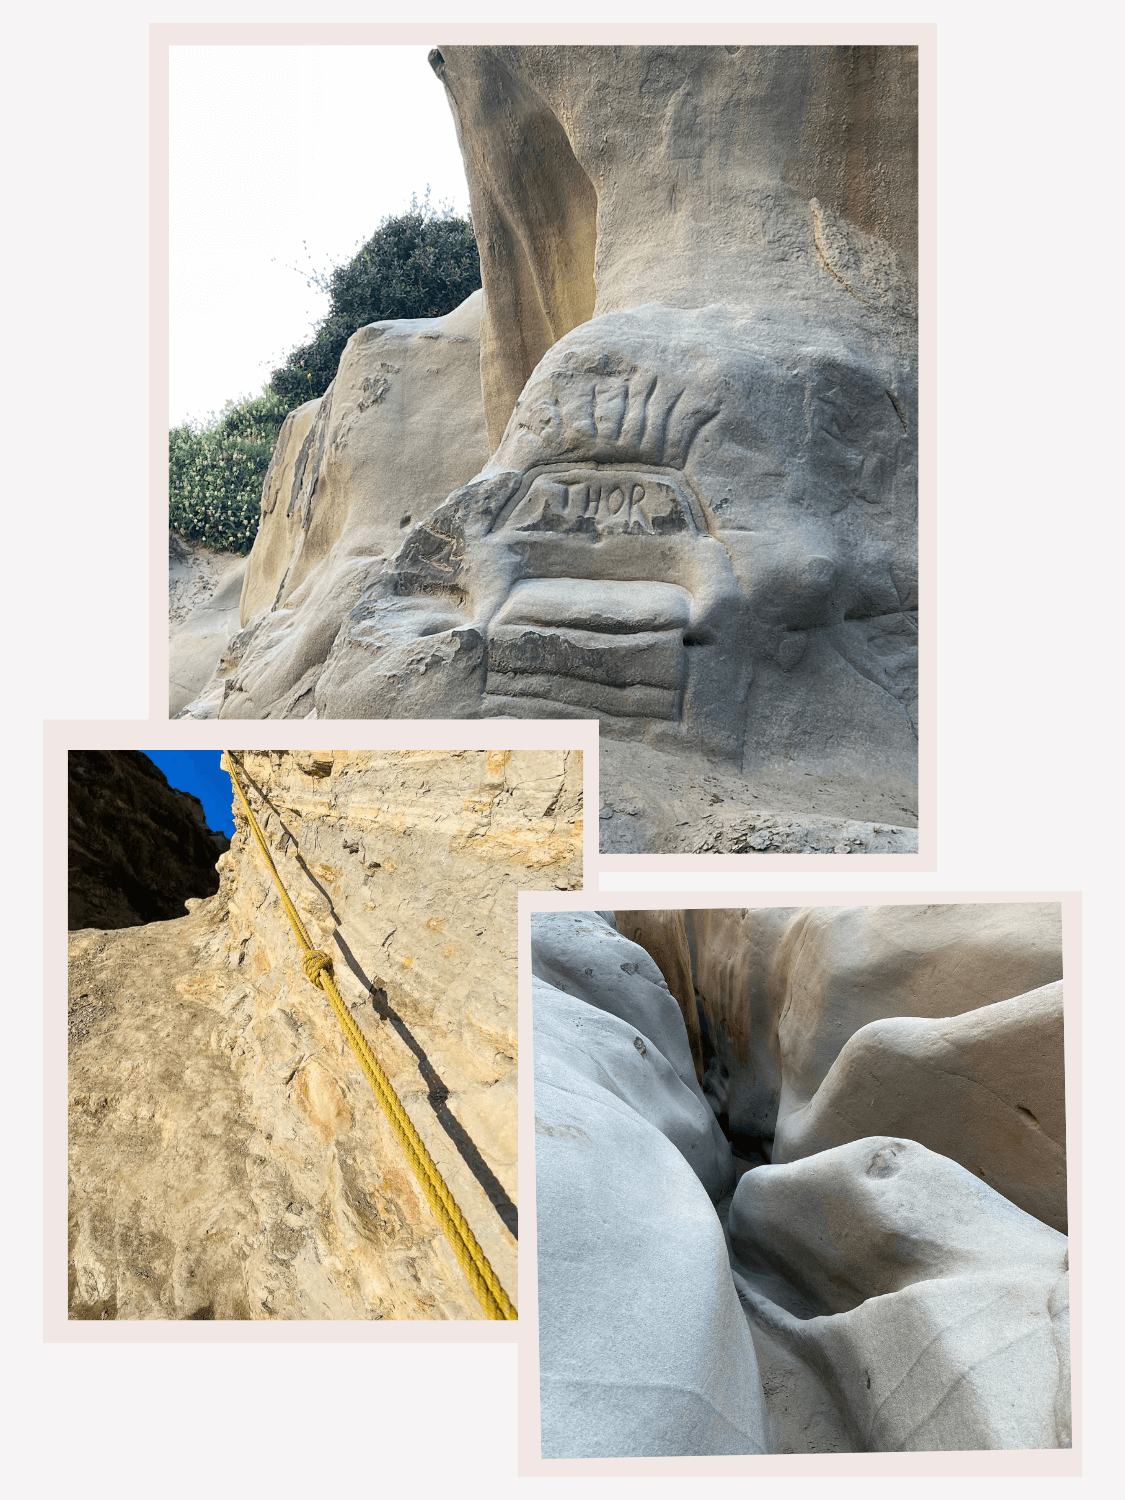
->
68, 748, 582, 1319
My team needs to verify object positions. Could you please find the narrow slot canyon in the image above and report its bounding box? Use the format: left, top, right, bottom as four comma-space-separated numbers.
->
532, 906, 1070, 1457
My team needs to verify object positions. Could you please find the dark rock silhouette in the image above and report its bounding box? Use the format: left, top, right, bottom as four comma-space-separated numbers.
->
68, 750, 229, 930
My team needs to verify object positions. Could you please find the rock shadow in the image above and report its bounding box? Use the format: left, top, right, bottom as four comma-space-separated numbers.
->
368, 976, 519, 1243
231, 762, 518, 1244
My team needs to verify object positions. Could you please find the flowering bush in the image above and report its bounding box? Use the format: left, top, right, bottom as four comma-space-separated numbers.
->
168, 392, 291, 554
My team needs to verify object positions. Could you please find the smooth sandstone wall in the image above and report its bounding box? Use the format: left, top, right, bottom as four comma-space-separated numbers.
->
432, 45, 917, 445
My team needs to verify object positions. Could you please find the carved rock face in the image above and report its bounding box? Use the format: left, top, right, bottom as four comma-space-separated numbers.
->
177, 44, 919, 830
316, 302, 915, 775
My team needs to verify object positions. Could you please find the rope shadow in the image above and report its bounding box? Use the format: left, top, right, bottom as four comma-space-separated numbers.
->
231, 756, 518, 1244
368, 976, 519, 1243
330, 928, 519, 1244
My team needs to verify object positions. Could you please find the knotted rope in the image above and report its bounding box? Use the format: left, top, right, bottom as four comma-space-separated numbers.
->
224, 751, 516, 1321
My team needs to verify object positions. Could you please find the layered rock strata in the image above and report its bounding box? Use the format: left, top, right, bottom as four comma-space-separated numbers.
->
68, 749, 581, 1319
533, 907, 1069, 1456
68, 750, 230, 930
174, 46, 918, 855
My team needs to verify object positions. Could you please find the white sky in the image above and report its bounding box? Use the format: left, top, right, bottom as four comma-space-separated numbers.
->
169, 45, 472, 427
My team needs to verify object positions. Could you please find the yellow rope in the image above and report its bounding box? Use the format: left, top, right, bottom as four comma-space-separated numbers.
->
224, 751, 517, 1321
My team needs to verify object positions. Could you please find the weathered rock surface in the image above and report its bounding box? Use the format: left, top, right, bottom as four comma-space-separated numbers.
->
532, 911, 732, 1198
69, 749, 582, 1320
534, 912, 767, 1457
169, 539, 248, 716
619, 905, 1063, 1181
616, 907, 797, 1124
68, 750, 229, 930
533, 907, 1069, 1455
608, 908, 702, 1074
433, 45, 917, 447
174, 295, 491, 722
768, 905, 1064, 1160
729, 1139, 1071, 1451
310, 302, 916, 779
169, 534, 245, 630
600, 739, 917, 852
175, 46, 918, 856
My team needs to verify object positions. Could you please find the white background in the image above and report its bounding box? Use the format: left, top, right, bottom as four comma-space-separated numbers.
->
8, 3, 1118, 1497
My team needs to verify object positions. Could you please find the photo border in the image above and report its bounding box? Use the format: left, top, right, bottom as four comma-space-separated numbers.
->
153, 22, 935, 871
517, 887, 1081, 1476
46, 714, 597, 1343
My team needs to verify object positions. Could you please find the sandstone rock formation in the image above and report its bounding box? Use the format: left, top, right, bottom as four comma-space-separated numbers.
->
68, 750, 230, 930
69, 749, 581, 1319
729, 1138, 1071, 1452
533, 906, 1069, 1455
534, 913, 766, 1458
617, 904, 1065, 1199
169, 537, 248, 717
173, 46, 918, 855
532, 911, 732, 1199
772, 982, 1067, 1233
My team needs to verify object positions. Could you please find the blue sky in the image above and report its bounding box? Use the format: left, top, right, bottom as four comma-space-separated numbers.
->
144, 750, 235, 837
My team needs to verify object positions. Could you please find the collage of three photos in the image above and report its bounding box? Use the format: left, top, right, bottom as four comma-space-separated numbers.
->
53, 28, 1079, 1478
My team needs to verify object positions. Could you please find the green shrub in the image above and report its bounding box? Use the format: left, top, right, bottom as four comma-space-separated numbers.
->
168, 391, 292, 554
269, 194, 481, 404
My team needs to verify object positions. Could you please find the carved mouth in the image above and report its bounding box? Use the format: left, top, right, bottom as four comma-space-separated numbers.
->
484, 577, 692, 720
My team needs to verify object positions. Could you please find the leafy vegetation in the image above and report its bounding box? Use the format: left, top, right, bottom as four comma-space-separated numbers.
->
269, 194, 482, 405
168, 391, 291, 555
170, 195, 481, 554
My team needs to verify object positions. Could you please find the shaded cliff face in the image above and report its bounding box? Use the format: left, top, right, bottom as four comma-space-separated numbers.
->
68, 749, 582, 1320
68, 751, 230, 930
